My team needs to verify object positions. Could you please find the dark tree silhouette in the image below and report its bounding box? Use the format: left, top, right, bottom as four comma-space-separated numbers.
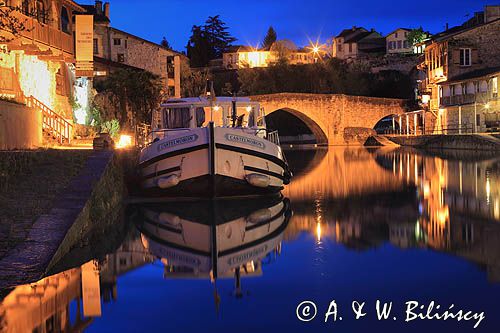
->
160, 36, 171, 49
262, 26, 277, 49
186, 15, 236, 67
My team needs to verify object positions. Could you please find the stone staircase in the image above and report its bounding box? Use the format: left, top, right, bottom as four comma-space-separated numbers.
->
365, 135, 400, 147
25, 96, 73, 145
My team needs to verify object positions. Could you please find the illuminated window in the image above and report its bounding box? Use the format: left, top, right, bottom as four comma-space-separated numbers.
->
459, 48, 471, 66
117, 53, 125, 62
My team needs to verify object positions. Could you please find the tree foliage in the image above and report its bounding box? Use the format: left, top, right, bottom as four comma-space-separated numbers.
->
0, 1, 31, 43
236, 59, 413, 99
186, 15, 236, 67
160, 36, 172, 49
407, 28, 427, 46
94, 69, 163, 129
180, 62, 211, 97
262, 26, 277, 49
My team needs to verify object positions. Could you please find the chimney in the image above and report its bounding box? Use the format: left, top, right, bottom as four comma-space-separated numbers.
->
352, 26, 357, 31
445, 23, 449, 30
104, 2, 110, 19
95, 0, 103, 14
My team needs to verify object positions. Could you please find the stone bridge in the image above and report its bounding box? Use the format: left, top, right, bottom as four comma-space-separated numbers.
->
249, 93, 406, 145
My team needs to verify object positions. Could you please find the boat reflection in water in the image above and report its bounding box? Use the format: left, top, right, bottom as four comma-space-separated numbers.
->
135, 196, 292, 296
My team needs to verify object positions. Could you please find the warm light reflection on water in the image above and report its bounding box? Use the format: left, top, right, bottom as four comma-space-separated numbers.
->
1, 147, 500, 332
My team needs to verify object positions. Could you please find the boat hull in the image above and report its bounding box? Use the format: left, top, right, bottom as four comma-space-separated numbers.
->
138, 125, 291, 198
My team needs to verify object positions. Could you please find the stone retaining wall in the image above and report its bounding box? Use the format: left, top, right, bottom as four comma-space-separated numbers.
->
0, 151, 125, 288
0, 100, 42, 150
387, 134, 500, 151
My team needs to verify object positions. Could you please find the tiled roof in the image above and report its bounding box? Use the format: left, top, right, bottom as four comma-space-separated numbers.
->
345, 31, 373, 43
336, 27, 368, 38
442, 66, 500, 84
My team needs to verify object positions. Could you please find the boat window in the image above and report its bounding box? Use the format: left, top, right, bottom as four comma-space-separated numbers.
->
195, 107, 205, 127
163, 107, 191, 129
248, 110, 255, 127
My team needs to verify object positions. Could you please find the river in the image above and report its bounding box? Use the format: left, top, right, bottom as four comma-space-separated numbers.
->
1, 147, 499, 333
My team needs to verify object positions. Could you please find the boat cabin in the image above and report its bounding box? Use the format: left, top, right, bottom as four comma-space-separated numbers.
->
153, 97, 265, 130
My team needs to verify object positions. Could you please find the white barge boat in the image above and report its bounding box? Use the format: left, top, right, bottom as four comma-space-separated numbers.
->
138, 93, 292, 198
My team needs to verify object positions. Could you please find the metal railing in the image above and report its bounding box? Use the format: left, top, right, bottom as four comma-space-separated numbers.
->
383, 123, 476, 136
25, 96, 72, 144
266, 130, 280, 145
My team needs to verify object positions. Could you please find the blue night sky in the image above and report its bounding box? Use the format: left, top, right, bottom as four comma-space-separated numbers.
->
80, 0, 490, 51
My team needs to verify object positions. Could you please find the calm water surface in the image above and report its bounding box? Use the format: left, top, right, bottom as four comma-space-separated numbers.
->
1, 147, 500, 333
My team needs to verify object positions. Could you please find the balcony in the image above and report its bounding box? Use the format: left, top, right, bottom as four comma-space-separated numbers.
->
441, 92, 496, 107
441, 94, 476, 106
12, 11, 74, 55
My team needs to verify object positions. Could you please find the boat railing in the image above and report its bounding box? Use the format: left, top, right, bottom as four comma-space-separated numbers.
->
266, 130, 280, 145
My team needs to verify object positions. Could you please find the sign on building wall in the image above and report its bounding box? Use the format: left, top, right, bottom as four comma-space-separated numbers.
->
75, 15, 94, 77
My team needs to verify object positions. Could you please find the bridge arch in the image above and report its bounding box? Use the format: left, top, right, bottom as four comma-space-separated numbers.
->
250, 93, 406, 145
266, 107, 328, 145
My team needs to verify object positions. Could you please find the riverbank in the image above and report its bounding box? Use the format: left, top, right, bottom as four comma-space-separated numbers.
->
375, 134, 500, 151
0, 150, 92, 257
0, 150, 127, 288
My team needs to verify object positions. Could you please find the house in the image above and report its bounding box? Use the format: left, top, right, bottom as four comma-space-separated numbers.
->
222, 40, 316, 69
331, 26, 386, 60
1, 0, 85, 148
223, 45, 270, 69
386, 28, 412, 54
438, 68, 499, 132
417, 5, 500, 133
82, 1, 183, 98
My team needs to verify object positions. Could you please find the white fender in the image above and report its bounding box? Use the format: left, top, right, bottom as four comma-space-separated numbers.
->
158, 212, 181, 225
157, 175, 180, 189
247, 208, 272, 224
245, 173, 271, 188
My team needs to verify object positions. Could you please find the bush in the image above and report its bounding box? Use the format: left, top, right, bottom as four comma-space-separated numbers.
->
100, 120, 121, 139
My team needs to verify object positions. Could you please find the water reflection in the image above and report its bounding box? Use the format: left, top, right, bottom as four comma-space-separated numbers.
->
0, 232, 154, 333
284, 148, 500, 281
136, 196, 292, 296
1, 147, 500, 332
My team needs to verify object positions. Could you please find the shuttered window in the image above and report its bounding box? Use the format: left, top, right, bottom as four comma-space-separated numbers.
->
459, 48, 471, 66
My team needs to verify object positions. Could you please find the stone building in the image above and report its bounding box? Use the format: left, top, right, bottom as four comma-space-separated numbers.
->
418, 5, 500, 133
331, 26, 386, 60
439, 68, 499, 132
0, 0, 84, 149
82, 1, 183, 98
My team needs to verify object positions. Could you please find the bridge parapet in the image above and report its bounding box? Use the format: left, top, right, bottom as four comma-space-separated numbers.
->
250, 93, 407, 145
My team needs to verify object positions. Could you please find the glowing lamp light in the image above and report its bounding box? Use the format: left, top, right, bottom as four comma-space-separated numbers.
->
246, 105, 252, 112
213, 105, 221, 112
484, 103, 490, 110
116, 134, 133, 149
421, 94, 431, 104
312, 46, 320, 53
